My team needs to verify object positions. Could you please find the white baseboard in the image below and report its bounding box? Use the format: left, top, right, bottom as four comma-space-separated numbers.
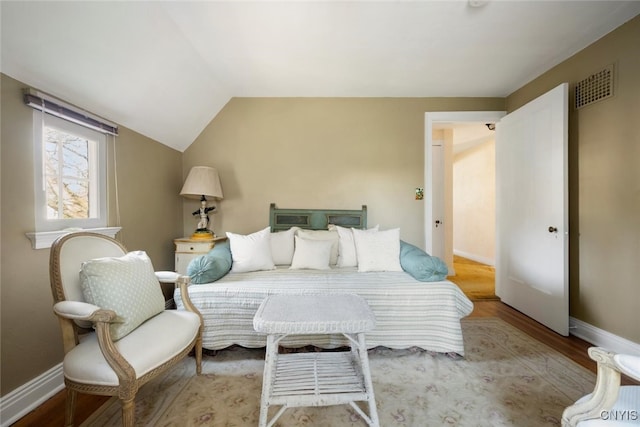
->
0, 363, 64, 427
453, 249, 495, 267
570, 317, 640, 355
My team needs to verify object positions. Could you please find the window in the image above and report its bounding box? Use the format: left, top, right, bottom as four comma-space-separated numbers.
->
24, 90, 120, 249
33, 112, 107, 232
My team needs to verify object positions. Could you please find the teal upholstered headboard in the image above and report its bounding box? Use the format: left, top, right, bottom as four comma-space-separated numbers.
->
269, 203, 367, 231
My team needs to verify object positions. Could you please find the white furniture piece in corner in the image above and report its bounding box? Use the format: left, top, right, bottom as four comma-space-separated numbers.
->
253, 293, 380, 427
174, 236, 225, 274
562, 347, 640, 426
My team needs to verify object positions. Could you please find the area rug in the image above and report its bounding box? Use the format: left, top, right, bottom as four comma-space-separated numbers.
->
81, 318, 594, 427
449, 256, 499, 300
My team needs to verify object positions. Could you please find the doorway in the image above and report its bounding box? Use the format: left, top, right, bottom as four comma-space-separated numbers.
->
450, 122, 498, 299
424, 111, 505, 299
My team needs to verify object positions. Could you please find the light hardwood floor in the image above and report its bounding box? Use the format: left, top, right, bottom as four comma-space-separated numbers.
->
13, 299, 616, 427
449, 255, 497, 300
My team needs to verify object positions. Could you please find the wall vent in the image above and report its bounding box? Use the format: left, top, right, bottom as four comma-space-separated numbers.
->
575, 64, 614, 109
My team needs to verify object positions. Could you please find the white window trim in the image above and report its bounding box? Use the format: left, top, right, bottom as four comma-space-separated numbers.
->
26, 91, 119, 249
33, 112, 108, 231
25, 227, 122, 250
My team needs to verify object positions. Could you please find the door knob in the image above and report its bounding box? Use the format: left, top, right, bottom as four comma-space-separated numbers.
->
548, 226, 558, 233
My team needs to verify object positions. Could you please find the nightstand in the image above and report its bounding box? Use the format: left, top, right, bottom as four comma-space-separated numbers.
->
174, 236, 227, 275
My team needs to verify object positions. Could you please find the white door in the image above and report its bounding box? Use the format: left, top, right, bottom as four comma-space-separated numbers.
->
430, 142, 445, 261
495, 83, 569, 336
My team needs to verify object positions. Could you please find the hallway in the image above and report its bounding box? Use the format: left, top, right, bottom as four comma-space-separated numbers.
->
448, 256, 498, 300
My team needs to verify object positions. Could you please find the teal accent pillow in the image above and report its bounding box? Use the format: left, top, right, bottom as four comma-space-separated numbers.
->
399, 240, 449, 282
187, 240, 232, 284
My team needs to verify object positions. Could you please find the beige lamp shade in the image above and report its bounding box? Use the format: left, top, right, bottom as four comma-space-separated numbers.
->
180, 166, 223, 200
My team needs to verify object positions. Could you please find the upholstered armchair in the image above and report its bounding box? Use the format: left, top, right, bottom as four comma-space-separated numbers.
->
562, 347, 640, 426
49, 232, 203, 427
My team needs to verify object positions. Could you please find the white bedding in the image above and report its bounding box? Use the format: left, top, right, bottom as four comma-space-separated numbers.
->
175, 267, 474, 355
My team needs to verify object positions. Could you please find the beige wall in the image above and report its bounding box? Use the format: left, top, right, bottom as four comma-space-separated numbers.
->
182, 97, 505, 249
453, 138, 496, 264
506, 15, 640, 343
0, 73, 184, 395
3, 12, 638, 404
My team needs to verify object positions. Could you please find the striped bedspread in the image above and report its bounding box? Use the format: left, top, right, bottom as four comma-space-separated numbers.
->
175, 267, 474, 355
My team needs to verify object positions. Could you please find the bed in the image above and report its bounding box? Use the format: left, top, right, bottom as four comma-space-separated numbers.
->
175, 204, 474, 355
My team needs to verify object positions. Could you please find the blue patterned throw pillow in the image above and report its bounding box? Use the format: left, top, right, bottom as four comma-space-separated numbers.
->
80, 251, 165, 340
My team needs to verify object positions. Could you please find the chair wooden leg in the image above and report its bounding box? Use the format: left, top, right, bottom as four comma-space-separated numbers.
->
64, 388, 77, 427
121, 398, 135, 427
195, 335, 203, 375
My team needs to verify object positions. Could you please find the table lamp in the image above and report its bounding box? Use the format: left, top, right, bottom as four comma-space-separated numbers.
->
180, 166, 223, 239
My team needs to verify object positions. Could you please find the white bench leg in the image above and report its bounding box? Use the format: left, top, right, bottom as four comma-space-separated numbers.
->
259, 334, 279, 427
358, 333, 380, 427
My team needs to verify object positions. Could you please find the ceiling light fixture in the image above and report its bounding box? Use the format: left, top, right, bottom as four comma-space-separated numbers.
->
468, 0, 489, 7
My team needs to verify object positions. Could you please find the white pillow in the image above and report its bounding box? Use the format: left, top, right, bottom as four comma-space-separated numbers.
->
335, 225, 379, 267
296, 229, 339, 265
227, 227, 275, 273
270, 227, 299, 265
79, 251, 165, 341
352, 228, 403, 272
290, 236, 333, 270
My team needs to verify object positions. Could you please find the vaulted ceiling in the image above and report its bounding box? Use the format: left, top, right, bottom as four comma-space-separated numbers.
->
2, 1, 639, 152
